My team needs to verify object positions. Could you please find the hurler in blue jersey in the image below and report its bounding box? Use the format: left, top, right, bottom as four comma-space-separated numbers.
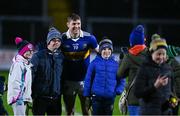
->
61, 13, 98, 115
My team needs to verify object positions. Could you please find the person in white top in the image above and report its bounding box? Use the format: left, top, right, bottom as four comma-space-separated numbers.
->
7, 37, 34, 115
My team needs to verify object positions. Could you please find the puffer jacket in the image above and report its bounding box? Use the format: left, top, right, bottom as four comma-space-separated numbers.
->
7, 55, 32, 105
117, 47, 148, 105
84, 55, 125, 98
31, 49, 64, 98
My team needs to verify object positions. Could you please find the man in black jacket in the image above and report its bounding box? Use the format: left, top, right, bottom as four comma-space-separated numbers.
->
31, 27, 64, 115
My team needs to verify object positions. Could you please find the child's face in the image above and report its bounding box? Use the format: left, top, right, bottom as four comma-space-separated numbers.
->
101, 48, 112, 59
23, 50, 34, 59
152, 48, 167, 64
48, 38, 61, 51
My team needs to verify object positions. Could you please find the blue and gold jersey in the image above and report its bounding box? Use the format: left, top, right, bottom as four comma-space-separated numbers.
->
61, 31, 98, 81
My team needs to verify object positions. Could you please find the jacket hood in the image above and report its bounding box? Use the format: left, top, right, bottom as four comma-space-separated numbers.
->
12, 54, 29, 64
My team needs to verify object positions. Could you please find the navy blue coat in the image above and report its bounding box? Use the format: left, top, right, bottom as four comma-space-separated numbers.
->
84, 55, 125, 98
31, 49, 64, 98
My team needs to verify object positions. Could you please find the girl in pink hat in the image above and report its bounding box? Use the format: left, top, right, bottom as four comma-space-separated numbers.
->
7, 37, 34, 115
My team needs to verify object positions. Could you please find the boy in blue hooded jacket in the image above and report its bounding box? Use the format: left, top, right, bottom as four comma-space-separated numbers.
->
84, 38, 125, 115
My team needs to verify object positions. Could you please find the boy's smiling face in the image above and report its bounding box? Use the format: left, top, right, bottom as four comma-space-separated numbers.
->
101, 48, 112, 59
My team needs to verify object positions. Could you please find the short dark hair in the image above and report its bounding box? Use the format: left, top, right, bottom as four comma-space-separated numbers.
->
67, 13, 81, 22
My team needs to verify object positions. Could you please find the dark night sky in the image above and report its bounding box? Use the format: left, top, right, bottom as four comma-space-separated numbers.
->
83, 0, 180, 47
0, 0, 180, 47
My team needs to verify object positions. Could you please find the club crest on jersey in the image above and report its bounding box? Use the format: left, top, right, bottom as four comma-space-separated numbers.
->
83, 44, 87, 49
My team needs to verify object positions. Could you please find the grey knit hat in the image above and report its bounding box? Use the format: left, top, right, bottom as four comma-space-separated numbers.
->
99, 38, 113, 53
47, 27, 61, 44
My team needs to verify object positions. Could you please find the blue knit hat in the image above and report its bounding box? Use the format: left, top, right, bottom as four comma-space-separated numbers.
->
47, 27, 61, 44
129, 25, 145, 46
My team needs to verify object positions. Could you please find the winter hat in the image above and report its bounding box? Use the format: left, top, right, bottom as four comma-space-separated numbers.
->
15, 37, 34, 56
99, 38, 113, 53
129, 25, 145, 46
151, 34, 180, 57
47, 27, 61, 44
151, 33, 161, 40
149, 38, 168, 53
150, 33, 161, 49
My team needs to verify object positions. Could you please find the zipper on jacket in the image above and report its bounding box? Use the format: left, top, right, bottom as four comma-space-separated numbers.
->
105, 59, 107, 94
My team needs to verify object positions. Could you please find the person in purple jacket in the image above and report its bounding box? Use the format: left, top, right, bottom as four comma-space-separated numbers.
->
84, 38, 126, 115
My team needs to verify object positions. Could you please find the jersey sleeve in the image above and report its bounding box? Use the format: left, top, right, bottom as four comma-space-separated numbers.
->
89, 35, 98, 49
